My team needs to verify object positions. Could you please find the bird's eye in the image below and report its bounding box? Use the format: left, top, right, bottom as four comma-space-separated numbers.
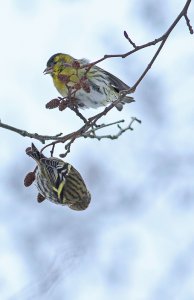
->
47, 61, 56, 68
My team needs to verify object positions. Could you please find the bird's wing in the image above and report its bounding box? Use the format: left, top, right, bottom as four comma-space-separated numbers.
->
99, 67, 130, 92
40, 158, 69, 185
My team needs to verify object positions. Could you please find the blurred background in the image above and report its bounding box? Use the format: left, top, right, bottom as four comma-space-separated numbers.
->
0, 0, 194, 299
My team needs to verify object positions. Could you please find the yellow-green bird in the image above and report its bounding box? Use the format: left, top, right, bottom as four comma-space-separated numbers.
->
44, 53, 134, 111
26, 143, 91, 211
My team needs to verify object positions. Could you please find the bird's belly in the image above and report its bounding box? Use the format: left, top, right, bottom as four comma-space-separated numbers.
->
53, 76, 118, 108
76, 88, 117, 109
35, 173, 60, 204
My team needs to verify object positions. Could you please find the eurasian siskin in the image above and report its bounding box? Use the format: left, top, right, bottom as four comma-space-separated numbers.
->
44, 53, 134, 111
26, 143, 91, 211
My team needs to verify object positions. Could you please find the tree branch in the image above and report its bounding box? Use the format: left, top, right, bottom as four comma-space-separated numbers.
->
83, 117, 141, 140
0, 120, 63, 143
84, 0, 193, 94
1, 0, 192, 157
83, 0, 193, 71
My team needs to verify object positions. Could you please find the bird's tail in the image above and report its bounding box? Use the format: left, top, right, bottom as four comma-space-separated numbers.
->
26, 143, 45, 162
115, 96, 135, 111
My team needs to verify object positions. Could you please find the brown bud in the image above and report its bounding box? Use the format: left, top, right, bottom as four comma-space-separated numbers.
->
59, 100, 68, 111
81, 81, 90, 93
58, 74, 69, 83
72, 60, 80, 68
45, 98, 60, 109
24, 171, 35, 187
37, 193, 46, 203
80, 75, 87, 82
124, 30, 128, 39
74, 83, 81, 90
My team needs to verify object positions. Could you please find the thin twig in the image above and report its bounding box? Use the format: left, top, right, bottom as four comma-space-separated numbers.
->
0, 120, 63, 144
42, 0, 192, 154
184, 14, 194, 34
1, 0, 192, 157
123, 31, 137, 48
50, 144, 56, 157
69, 106, 88, 123
84, 119, 125, 135
58, 118, 140, 157
84, 0, 193, 94
83, 117, 141, 140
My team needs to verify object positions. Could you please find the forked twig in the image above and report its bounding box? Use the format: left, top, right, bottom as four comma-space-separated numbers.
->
0, 0, 192, 156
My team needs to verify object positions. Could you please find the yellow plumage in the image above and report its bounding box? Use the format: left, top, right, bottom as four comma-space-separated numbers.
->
44, 53, 134, 111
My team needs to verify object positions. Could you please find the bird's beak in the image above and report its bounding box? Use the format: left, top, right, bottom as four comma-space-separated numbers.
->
43, 66, 53, 75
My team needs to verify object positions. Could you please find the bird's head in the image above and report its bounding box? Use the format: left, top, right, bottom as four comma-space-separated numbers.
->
26, 143, 45, 162
43, 53, 74, 76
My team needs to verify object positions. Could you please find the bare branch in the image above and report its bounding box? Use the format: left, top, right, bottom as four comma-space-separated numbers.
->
84, 0, 193, 93
83, 117, 141, 141
40, 0, 193, 155
1, 0, 193, 157
184, 14, 194, 34
123, 31, 137, 48
84, 119, 125, 135
58, 118, 140, 157
0, 120, 63, 144
69, 106, 88, 123
60, 136, 77, 158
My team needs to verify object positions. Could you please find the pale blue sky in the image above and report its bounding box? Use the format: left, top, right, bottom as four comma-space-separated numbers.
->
0, 1, 194, 299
